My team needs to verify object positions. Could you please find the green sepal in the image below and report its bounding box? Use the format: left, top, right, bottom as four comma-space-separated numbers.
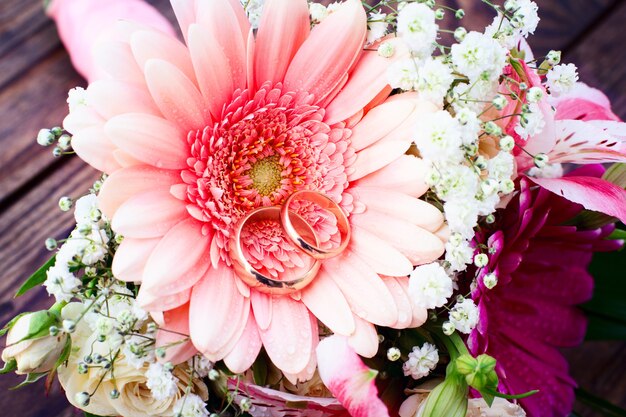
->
420, 366, 469, 417
18, 310, 60, 343
0, 358, 17, 375
14, 256, 56, 298
509, 58, 525, 78
10, 372, 48, 390
45, 335, 71, 393
0, 312, 31, 337
85, 413, 107, 417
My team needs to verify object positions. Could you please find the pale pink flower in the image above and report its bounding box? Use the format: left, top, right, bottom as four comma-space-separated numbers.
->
64, 0, 445, 377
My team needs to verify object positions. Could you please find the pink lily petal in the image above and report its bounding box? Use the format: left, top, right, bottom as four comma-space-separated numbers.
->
111, 237, 160, 282
317, 335, 390, 417
284, 0, 366, 104
254, 0, 310, 86
223, 312, 263, 374
156, 303, 197, 365
552, 82, 620, 122
530, 175, 626, 223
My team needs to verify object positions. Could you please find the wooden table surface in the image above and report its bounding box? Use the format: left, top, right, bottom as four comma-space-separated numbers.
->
0, 0, 624, 416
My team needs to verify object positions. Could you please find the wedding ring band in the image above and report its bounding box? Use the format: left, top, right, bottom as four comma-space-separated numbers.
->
280, 190, 351, 260
229, 206, 321, 295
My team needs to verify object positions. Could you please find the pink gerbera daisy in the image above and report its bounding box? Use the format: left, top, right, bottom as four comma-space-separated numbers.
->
63, 0, 446, 378
467, 170, 621, 417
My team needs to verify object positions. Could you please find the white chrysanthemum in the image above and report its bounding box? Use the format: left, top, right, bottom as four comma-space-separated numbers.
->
528, 162, 564, 178
240, 0, 264, 29
451, 79, 499, 113
444, 199, 479, 239
451, 31, 508, 82
44, 263, 81, 303
367, 11, 387, 44
449, 298, 479, 334
416, 58, 454, 105
514, 103, 546, 139
408, 263, 454, 309
387, 58, 419, 91
308, 3, 328, 23
67, 87, 88, 112
546, 63, 579, 97
173, 394, 209, 417
403, 343, 439, 380
414, 111, 464, 164
445, 239, 475, 272
487, 151, 515, 184
434, 165, 480, 201
396, 2, 438, 58
146, 362, 179, 401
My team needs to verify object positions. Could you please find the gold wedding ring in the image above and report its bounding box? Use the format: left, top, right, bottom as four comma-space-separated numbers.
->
229, 206, 321, 295
280, 190, 351, 260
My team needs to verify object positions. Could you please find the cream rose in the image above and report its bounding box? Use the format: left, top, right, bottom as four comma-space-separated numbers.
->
1, 311, 68, 375
58, 303, 208, 417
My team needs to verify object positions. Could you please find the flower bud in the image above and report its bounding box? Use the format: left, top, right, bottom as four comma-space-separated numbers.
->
483, 273, 498, 289
533, 153, 549, 168
387, 347, 401, 361
546, 50, 561, 65
37, 129, 55, 146
377, 42, 395, 58
420, 376, 468, 417
455, 354, 498, 392
455, 9, 465, 19
58, 196, 73, 212
454, 27, 467, 42
75, 392, 91, 407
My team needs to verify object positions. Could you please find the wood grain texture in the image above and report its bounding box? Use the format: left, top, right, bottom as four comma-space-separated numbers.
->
0, 1, 624, 416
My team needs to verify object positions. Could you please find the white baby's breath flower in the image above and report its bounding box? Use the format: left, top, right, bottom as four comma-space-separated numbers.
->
528, 162, 564, 178
146, 362, 179, 401
507, 0, 540, 37
387, 58, 419, 91
309, 3, 328, 23
451, 31, 507, 82
367, 11, 388, 44
444, 199, 479, 239
403, 343, 439, 380
409, 263, 454, 309
445, 239, 475, 272
44, 263, 81, 303
67, 87, 88, 112
414, 111, 464, 164
173, 394, 209, 417
74, 194, 103, 226
455, 108, 481, 146
487, 151, 515, 184
546, 63, 579, 96
449, 298, 479, 334
451, 79, 499, 113
515, 103, 546, 139
69, 225, 109, 265
396, 2, 438, 59
189, 355, 213, 378
435, 164, 479, 201
416, 58, 454, 105
240, 0, 264, 29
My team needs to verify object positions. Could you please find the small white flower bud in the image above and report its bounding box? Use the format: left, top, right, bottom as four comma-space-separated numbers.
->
518, 82, 528, 91
504, 0, 519, 12
485, 214, 496, 224
78, 362, 88, 374
435, 8, 445, 19
454, 27, 467, 42
481, 179, 499, 195
45, 238, 57, 251
49, 325, 59, 336
474, 155, 488, 170
483, 273, 498, 289
499, 135, 515, 152
240, 398, 252, 412
52, 146, 63, 157
75, 392, 91, 407
534, 153, 549, 168
474, 253, 489, 267
163, 362, 174, 372
114, 234, 124, 245
37, 129, 55, 146
62, 319, 76, 333
147, 323, 158, 333
483, 121, 502, 137
455, 9, 465, 19
110, 389, 120, 399
58, 196, 73, 212
425, 0, 435, 8
527, 86, 544, 103
449, 232, 463, 247
500, 179, 515, 194
492, 95, 507, 110
58, 134, 72, 150
442, 321, 455, 335
387, 347, 401, 361
377, 41, 395, 58
208, 369, 220, 381
155, 347, 166, 359
546, 50, 561, 65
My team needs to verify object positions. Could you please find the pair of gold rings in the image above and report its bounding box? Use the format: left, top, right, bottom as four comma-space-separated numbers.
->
229, 190, 351, 295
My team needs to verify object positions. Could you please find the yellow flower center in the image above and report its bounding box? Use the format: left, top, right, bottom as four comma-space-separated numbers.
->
249, 155, 283, 196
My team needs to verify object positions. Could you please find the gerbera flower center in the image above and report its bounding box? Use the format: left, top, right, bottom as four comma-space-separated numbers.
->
180, 82, 355, 272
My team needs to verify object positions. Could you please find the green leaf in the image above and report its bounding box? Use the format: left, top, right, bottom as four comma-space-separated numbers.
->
10, 372, 47, 390
251, 357, 268, 386
608, 229, 626, 240
15, 256, 56, 298
0, 359, 17, 375
575, 388, 626, 417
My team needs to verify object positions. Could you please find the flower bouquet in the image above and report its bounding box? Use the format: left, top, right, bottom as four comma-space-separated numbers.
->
2, 0, 625, 416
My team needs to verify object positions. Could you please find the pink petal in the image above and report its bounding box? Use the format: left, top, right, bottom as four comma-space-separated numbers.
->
71, 125, 121, 174
171, 0, 196, 43
259, 295, 313, 374
112, 149, 145, 168
355, 155, 430, 197
250, 290, 272, 331
106, 113, 188, 169
283, 0, 366, 104
92, 40, 145, 84
351, 211, 444, 265
395, 277, 428, 328
351, 186, 444, 232
254, 0, 310, 86
111, 189, 188, 238
301, 271, 356, 336
130, 29, 198, 85
137, 287, 191, 312
142, 219, 211, 295
144, 59, 209, 132
87, 79, 160, 118
63, 105, 104, 134
112, 237, 160, 282
190, 265, 250, 361
325, 37, 410, 125
226, 0, 251, 41
322, 253, 398, 327
349, 226, 413, 277
530, 175, 626, 223
349, 140, 412, 181
317, 335, 390, 417
382, 277, 414, 329
223, 311, 263, 374
156, 303, 198, 365
348, 316, 380, 358
552, 82, 620, 122
98, 165, 180, 219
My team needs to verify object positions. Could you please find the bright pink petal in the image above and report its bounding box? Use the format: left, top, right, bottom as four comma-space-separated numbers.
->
111, 190, 188, 238
530, 175, 626, 223
71, 125, 121, 174
349, 226, 413, 277
144, 59, 209, 132
301, 271, 356, 336
317, 335, 390, 417
322, 253, 398, 327
156, 303, 197, 364
87, 79, 160, 118
98, 165, 179, 219
283, 0, 366, 104
552, 82, 620, 122
142, 219, 211, 295
254, 0, 309, 86
325, 37, 409, 125
106, 113, 188, 169
259, 295, 313, 374
355, 155, 430, 197
190, 265, 250, 361
112, 237, 160, 282
223, 311, 263, 374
